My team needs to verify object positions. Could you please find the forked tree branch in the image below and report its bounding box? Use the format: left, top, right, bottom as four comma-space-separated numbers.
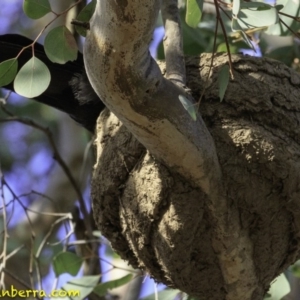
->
84, 1, 258, 298
84, 0, 220, 195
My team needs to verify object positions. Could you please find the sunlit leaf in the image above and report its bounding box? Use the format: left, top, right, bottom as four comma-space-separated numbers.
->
266, 0, 300, 36
237, 2, 278, 29
267, 273, 290, 300
44, 26, 78, 64
93, 274, 133, 296
178, 95, 197, 121
0, 59, 18, 87
53, 252, 83, 276
23, 0, 51, 19
50, 275, 101, 300
232, 0, 240, 17
14, 57, 51, 98
218, 65, 230, 102
75, 0, 96, 37
186, 0, 203, 28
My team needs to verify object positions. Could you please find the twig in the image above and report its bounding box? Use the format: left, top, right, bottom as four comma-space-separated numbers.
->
214, 0, 234, 78
161, 0, 186, 85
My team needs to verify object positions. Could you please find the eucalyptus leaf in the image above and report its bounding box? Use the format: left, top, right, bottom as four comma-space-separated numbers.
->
218, 64, 230, 102
14, 57, 51, 98
267, 273, 290, 300
50, 275, 101, 300
178, 95, 197, 121
186, 0, 203, 28
23, 0, 51, 19
237, 3, 278, 29
266, 0, 300, 36
232, 0, 240, 17
53, 251, 83, 276
75, 0, 97, 37
44, 26, 78, 64
93, 274, 133, 296
0, 59, 18, 87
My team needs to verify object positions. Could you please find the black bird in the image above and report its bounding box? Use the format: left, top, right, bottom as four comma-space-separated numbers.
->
0, 34, 104, 133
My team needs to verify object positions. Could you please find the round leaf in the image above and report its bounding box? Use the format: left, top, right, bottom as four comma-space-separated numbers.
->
232, 0, 241, 17
23, 0, 51, 19
266, 0, 300, 35
75, 0, 97, 37
14, 57, 51, 98
0, 59, 18, 87
237, 3, 278, 29
53, 251, 83, 276
186, 0, 203, 28
44, 26, 78, 64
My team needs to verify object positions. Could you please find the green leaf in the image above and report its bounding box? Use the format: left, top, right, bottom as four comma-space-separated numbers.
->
237, 2, 278, 29
275, 4, 284, 11
23, 0, 51, 19
266, 0, 300, 36
267, 273, 290, 300
75, 0, 97, 37
44, 26, 78, 64
0, 59, 18, 87
93, 274, 133, 296
178, 95, 197, 121
50, 275, 101, 300
232, 0, 240, 17
218, 64, 230, 102
141, 289, 180, 300
14, 57, 51, 98
186, 0, 203, 28
53, 252, 83, 276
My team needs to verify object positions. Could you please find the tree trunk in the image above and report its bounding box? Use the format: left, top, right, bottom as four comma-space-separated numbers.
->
90, 54, 300, 300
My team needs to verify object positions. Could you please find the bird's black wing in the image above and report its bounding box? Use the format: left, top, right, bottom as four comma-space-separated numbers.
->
0, 34, 104, 132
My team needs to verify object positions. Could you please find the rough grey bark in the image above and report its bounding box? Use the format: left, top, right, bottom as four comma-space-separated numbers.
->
90, 54, 300, 299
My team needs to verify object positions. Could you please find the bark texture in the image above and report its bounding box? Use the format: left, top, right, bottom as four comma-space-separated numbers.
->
91, 54, 300, 299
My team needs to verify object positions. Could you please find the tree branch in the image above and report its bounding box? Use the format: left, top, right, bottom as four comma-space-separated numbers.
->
161, 0, 186, 85
85, 1, 260, 298
84, 0, 220, 195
